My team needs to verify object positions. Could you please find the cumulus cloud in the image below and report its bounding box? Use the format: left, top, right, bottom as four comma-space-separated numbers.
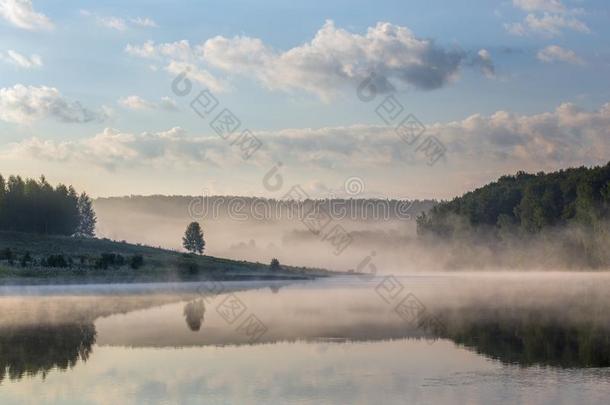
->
126, 21, 493, 100
0, 84, 108, 124
505, 0, 589, 37
0, 0, 53, 30
6, 101, 610, 173
0, 49, 42, 69
537, 45, 585, 65
118, 95, 178, 111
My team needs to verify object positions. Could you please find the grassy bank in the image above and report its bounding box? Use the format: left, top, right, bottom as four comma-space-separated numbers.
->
0, 231, 336, 284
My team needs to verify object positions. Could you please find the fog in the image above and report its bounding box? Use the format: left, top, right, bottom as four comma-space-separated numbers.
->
93, 196, 610, 272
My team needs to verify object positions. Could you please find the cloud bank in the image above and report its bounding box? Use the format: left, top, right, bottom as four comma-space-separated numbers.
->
6, 101, 610, 173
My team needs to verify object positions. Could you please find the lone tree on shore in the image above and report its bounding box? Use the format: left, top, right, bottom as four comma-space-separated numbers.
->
183, 222, 205, 255
76, 192, 97, 237
270, 258, 281, 271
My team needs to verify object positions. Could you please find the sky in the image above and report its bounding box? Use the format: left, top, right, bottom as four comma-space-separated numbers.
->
0, 0, 609, 199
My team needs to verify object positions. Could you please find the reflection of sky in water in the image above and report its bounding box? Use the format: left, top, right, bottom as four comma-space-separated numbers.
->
2, 274, 610, 404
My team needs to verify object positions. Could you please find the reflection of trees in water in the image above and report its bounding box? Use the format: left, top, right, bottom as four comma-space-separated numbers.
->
0, 323, 96, 382
183, 300, 206, 332
437, 308, 610, 368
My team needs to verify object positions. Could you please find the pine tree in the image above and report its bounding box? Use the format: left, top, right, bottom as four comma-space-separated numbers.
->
77, 192, 97, 237
182, 222, 205, 254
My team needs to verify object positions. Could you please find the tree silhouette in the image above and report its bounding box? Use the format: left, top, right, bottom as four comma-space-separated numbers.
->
0, 173, 90, 236
76, 192, 97, 237
270, 258, 281, 271
182, 222, 205, 254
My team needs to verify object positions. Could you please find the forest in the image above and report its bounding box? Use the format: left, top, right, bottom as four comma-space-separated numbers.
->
0, 174, 96, 237
417, 162, 610, 238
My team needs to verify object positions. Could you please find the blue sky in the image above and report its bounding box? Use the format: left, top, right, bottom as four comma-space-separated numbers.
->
1, 0, 609, 198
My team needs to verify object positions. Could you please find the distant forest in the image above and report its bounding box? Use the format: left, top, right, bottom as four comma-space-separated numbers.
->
0, 174, 96, 237
417, 162, 610, 237
94, 195, 437, 222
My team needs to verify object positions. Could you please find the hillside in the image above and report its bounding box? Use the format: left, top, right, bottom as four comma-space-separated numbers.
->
0, 231, 336, 284
415, 162, 610, 268
417, 162, 610, 237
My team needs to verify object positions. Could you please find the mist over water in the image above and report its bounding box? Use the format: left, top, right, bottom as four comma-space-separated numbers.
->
94, 197, 610, 272
1, 274, 610, 404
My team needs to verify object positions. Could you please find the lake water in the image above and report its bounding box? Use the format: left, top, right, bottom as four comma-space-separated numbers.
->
1, 273, 610, 404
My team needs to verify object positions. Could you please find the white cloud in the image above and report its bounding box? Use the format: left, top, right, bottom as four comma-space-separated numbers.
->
200, 20, 483, 99
82, 11, 157, 31
506, 0, 589, 37
6, 127, 233, 170
165, 61, 226, 93
159, 97, 178, 111
472, 49, 495, 78
505, 13, 589, 37
537, 45, 585, 65
0, 84, 108, 124
127, 21, 493, 100
0, 49, 42, 69
130, 16, 157, 28
97, 16, 127, 31
118, 95, 178, 111
0, 0, 53, 30
512, 0, 566, 13
7, 101, 610, 174
118, 95, 155, 110
125, 40, 193, 60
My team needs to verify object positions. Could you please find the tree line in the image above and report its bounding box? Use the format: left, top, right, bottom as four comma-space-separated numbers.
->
0, 174, 96, 237
417, 162, 610, 238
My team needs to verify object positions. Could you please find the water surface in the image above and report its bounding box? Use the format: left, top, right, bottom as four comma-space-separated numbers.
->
1, 273, 610, 404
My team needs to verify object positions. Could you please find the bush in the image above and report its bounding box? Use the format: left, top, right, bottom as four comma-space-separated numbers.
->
20, 252, 32, 267
0, 248, 13, 261
45, 254, 69, 268
95, 253, 125, 269
129, 254, 144, 269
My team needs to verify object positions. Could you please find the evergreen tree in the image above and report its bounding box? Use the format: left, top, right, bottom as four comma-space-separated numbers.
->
76, 192, 97, 237
182, 222, 205, 254
270, 258, 281, 271
0, 173, 91, 236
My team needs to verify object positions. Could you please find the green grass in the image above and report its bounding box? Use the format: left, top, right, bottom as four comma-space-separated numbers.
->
0, 231, 336, 284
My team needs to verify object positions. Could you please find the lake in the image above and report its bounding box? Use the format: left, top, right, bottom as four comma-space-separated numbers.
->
1, 273, 610, 404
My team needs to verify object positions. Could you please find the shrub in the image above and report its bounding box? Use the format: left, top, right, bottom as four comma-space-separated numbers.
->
0, 248, 13, 261
129, 254, 144, 269
45, 254, 69, 268
20, 252, 32, 267
95, 253, 126, 269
